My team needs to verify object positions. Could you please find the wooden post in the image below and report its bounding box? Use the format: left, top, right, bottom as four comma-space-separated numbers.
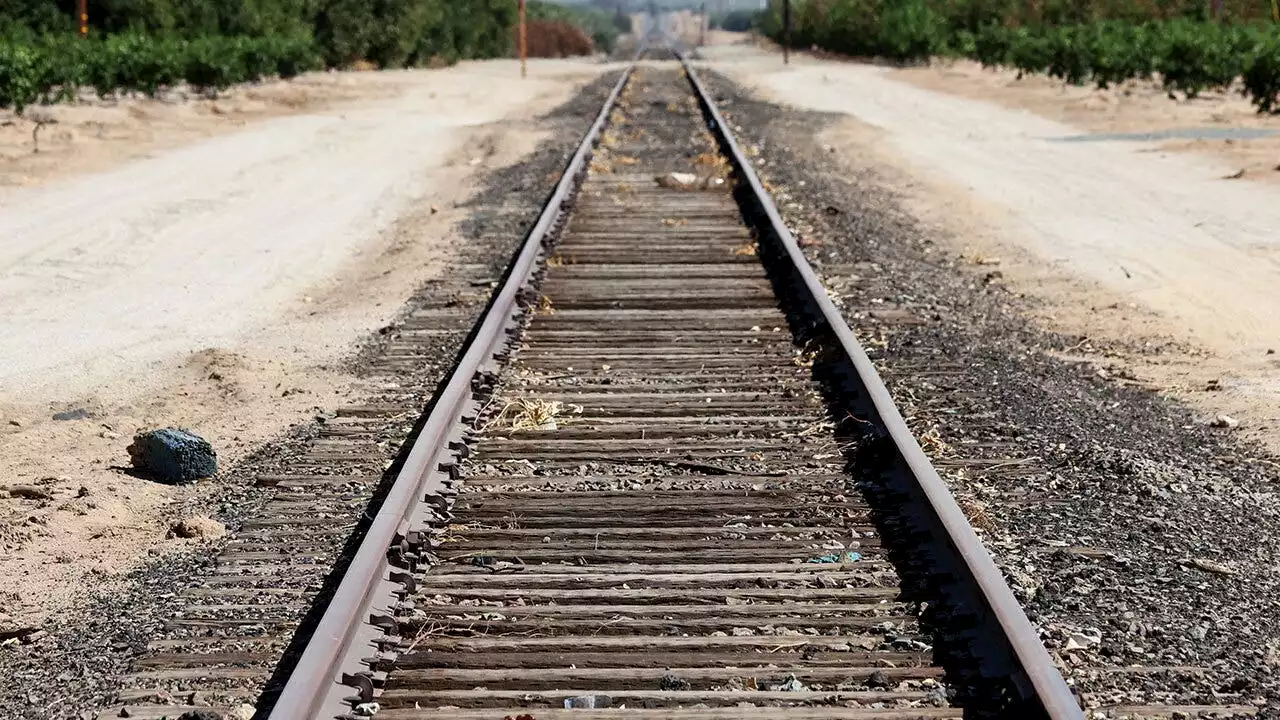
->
519, 0, 527, 79
783, 0, 791, 65
1272, 0, 1279, 22
77, 0, 88, 36
700, 2, 707, 46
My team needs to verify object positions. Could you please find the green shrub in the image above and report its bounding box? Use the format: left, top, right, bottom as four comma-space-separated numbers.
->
764, 0, 1280, 113
1243, 35, 1280, 112
0, 44, 42, 112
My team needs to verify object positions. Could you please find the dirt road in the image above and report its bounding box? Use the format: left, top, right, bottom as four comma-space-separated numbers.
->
699, 41, 1280, 454
0, 58, 613, 626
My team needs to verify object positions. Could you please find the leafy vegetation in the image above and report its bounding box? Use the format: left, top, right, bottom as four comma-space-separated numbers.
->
0, 33, 318, 112
0, 0, 629, 111
761, 0, 1280, 112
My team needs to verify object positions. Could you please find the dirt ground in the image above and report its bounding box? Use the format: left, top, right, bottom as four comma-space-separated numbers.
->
896, 59, 1280, 184
697, 40, 1280, 460
0, 72, 397, 188
0, 58, 615, 630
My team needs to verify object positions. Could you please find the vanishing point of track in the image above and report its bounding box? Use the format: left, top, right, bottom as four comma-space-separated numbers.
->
103, 47, 1086, 720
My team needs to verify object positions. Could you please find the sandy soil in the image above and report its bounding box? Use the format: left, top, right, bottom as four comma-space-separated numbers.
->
697, 43, 1280, 457
895, 59, 1280, 185
0, 73, 396, 188
0, 58, 615, 628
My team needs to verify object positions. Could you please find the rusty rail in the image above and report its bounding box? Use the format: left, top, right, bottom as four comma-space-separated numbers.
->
677, 52, 1084, 720
263, 61, 639, 720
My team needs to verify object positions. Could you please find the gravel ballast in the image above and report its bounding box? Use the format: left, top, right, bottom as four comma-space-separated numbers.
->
701, 69, 1280, 718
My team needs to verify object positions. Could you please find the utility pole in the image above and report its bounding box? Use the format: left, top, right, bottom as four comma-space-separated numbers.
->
700, 2, 706, 46
519, 0, 527, 78
77, 0, 87, 36
782, 0, 791, 65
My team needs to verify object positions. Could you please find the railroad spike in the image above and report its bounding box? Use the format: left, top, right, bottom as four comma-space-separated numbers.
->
339, 672, 375, 702
389, 571, 417, 595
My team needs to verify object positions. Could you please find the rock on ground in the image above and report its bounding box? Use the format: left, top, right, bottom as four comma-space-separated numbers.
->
127, 428, 218, 484
167, 517, 226, 540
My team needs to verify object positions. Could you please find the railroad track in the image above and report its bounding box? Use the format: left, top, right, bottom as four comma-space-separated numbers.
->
98, 49, 1088, 720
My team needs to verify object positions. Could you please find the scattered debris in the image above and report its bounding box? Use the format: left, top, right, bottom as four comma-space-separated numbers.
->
167, 516, 226, 540
563, 695, 611, 709
1222, 168, 1246, 180
1190, 557, 1235, 576
3, 485, 54, 500
127, 428, 218, 484
773, 674, 810, 692
807, 551, 861, 564
353, 702, 380, 717
1063, 629, 1102, 652
52, 408, 90, 421
655, 172, 726, 191
176, 710, 221, 720
229, 706, 256, 720
1210, 414, 1240, 428
866, 670, 892, 688
659, 673, 692, 691
656, 171, 698, 189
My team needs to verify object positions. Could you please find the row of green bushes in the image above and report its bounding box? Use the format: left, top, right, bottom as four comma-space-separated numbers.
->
0, 33, 319, 111
0, 0, 620, 112
967, 20, 1280, 110
759, 0, 1280, 112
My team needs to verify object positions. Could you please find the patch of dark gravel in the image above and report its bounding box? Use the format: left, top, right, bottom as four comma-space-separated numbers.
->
702, 70, 1280, 717
0, 69, 622, 720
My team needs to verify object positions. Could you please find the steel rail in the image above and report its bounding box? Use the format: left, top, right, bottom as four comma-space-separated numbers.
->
676, 53, 1085, 720
264, 58, 639, 720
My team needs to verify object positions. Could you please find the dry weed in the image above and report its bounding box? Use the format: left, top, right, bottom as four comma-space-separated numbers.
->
958, 496, 997, 533
590, 154, 613, 174
486, 398, 583, 432
694, 151, 732, 178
